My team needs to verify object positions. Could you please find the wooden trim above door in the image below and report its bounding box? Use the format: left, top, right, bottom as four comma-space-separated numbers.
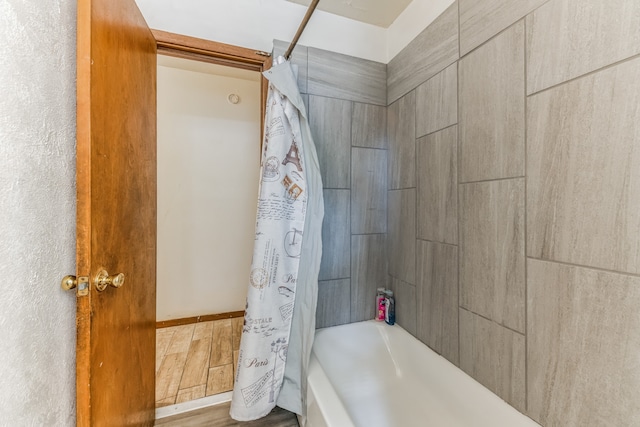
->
152, 29, 272, 140
153, 29, 270, 70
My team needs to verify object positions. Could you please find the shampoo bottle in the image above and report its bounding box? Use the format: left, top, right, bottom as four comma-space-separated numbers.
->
376, 287, 386, 321
384, 290, 395, 325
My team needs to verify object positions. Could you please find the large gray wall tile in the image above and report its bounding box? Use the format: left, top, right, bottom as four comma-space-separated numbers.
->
459, 0, 548, 55
527, 58, 640, 275
459, 21, 525, 183
387, 92, 416, 189
309, 96, 352, 189
388, 189, 416, 285
416, 63, 458, 138
527, 259, 640, 425
417, 240, 459, 366
352, 103, 387, 149
387, 3, 459, 104
459, 179, 525, 332
527, 0, 640, 94
273, 39, 308, 94
316, 279, 351, 328
417, 126, 458, 245
351, 234, 387, 322
307, 47, 386, 106
460, 309, 526, 412
390, 277, 417, 337
319, 190, 350, 280
352, 148, 387, 234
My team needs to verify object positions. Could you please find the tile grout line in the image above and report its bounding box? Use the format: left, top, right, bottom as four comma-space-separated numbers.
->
202, 321, 214, 398
155, 328, 176, 403
459, 13, 535, 61
417, 122, 459, 140
175, 324, 197, 402
388, 58, 459, 106
349, 97, 354, 324
457, 0, 461, 59
528, 256, 640, 279
523, 15, 529, 414
456, 9, 462, 367
459, 175, 526, 185
417, 237, 458, 248
414, 83, 419, 334
459, 306, 526, 338
527, 50, 640, 97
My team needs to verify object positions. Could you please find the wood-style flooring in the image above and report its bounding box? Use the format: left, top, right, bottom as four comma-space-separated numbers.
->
155, 402, 299, 427
155, 318, 243, 407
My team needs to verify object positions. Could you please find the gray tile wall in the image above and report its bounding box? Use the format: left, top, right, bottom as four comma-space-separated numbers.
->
274, 41, 389, 328
307, 48, 387, 106
416, 240, 459, 365
387, 2, 459, 104
459, 179, 525, 333
417, 126, 458, 245
387, 92, 416, 190
459, 0, 549, 56
384, 0, 640, 424
351, 234, 387, 322
459, 21, 525, 183
526, 0, 640, 94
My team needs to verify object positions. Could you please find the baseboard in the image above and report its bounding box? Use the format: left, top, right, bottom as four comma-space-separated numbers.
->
156, 311, 244, 329
155, 391, 233, 419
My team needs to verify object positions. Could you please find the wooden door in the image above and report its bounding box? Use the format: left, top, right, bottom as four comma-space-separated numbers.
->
76, 0, 157, 425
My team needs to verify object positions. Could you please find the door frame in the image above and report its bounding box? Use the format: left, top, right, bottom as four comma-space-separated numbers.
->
152, 30, 272, 134
151, 31, 270, 409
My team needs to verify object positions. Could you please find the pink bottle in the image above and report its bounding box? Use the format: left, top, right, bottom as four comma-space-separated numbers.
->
375, 288, 386, 321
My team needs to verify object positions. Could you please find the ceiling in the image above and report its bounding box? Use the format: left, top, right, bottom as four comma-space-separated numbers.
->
286, 0, 413, 28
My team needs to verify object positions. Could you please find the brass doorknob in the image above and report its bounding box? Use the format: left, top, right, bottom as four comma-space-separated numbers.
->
61, 275, 78, 291
95, 269, 125, 292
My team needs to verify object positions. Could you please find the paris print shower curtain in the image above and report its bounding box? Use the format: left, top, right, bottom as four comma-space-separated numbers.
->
230, 58, 324, 421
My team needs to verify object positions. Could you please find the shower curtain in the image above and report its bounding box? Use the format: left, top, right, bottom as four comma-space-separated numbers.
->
230, 57, 324, 422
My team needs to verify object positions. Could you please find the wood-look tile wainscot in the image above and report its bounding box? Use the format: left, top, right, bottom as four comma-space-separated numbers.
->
156, 318, 244, 408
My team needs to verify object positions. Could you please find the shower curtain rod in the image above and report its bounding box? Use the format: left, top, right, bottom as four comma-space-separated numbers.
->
284, 0, 320, 59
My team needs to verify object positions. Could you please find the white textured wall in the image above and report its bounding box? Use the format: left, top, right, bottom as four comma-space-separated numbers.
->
157, 59, 260, 321
0, 0, 77, 424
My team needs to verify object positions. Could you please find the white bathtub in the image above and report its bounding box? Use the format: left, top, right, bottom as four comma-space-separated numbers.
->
301, 321, 539, 427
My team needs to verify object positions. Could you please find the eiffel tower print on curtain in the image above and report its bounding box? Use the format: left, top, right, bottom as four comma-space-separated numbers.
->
282, 139, 303, 172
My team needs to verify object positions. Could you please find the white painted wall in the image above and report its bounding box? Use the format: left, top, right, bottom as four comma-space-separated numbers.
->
157, 57, 261, 321
135, 0, 388, 63
0, 0, 76, 424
